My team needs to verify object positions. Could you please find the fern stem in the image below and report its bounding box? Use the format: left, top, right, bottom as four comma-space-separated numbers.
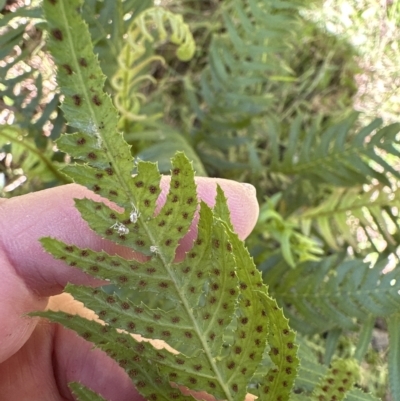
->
354, 315, 374, 362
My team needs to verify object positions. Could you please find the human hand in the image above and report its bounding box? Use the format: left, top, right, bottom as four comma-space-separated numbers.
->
0, 179, 258, 401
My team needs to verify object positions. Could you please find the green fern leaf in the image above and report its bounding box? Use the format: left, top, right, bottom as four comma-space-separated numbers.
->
299, 185, 400, 252
267, 255, 400, 334
0, 126, 67, 186
36, 1, 300, 399
44, 0, 142, 208
311, 359, 359, 401
295, 337, 329, 392
0, 4, 62, 193
250, 294, 299, 401
220, 199, 299, 400
198, 0, 298, 127
271, 113, 400, 188
256, 195, 323, 267
81, 0, 153, 82
293, 338, 379, 401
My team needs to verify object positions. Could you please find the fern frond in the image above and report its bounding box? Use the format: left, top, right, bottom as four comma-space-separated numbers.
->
311, 358, 359, 401
81, 0, 154, 83
218, 192, 300, 399
250, 294, 299, 400
295, 336, 328, 393
197, 0, 298, 127
293, 337, 380, 401
256, 194, 323, 267
44, 0, 140, 209
270, 113, 400, 187
0, 4, 63, 193
0, 5, 60, 133
111, 7, 195, 124
267, 255, 400, 334
38, 1, 299, 399
298, 184, 400, 252
0, 126, 67, 189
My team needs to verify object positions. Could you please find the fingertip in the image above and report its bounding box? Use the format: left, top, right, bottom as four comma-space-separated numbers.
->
194, 178, 259, 239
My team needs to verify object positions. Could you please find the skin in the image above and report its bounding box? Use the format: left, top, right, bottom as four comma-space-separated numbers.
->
0, 179, 259, 401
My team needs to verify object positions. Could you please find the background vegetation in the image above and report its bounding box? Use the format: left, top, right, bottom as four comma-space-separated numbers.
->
1, 0, 400, 399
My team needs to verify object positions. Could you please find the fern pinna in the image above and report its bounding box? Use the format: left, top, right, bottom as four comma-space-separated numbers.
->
36, 0, 298, 400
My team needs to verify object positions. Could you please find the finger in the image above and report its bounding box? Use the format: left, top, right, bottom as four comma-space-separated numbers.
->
54, 324, 145, 401
0, 251, 47, 363
0, 319, 145, 401
0, 321, 65, 400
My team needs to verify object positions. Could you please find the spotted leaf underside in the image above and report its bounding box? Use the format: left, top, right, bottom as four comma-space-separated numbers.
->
37, 0, 299, 400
